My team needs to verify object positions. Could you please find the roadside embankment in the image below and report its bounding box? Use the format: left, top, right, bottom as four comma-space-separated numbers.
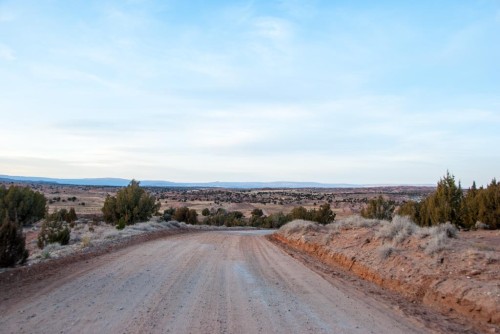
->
269, 218, 500, 331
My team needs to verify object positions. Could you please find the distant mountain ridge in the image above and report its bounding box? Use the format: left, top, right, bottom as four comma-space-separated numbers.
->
0, 174, 431, 189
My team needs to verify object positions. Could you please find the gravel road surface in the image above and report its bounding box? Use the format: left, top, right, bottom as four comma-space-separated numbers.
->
1, 230, 434, 333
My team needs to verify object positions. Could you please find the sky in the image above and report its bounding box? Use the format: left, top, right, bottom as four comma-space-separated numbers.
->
0, 0, 499, 186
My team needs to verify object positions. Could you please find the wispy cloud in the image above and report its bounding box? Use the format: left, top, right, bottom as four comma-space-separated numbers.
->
0, 1, 499, 185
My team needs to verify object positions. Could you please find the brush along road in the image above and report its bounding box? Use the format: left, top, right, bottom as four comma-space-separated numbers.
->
0, 230, 462, 333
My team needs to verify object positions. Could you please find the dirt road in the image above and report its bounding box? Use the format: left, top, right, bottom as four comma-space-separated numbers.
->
1, 231, 448, 333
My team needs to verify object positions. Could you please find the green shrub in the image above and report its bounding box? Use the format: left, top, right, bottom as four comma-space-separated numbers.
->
116, 218, 126, 230
0, 217, 29, 267
261, 212, 291, 228
66, 208, 77, 223
397, 200, 420, 223
361, 196, 395, 220
46, 208, 78, 224
37, 213, 71, 249
163, 207, 176, 221
102, 180, 160, 226
172, 207, 198, 224
204, 209, 245, 226
289, 204, 335, 225
0, 185, 46, 226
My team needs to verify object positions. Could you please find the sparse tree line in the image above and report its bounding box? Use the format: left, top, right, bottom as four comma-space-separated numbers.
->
165, 202, 336, 228
2, 172, 498, 267
361, 172, 499, 230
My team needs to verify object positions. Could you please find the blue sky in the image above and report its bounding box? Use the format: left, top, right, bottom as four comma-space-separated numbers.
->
0, 0, 499, 186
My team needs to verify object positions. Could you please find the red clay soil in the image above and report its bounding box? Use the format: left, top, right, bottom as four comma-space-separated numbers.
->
269, 225, 500, 333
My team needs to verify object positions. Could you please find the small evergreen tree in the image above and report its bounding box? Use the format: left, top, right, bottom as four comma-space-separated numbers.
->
187, 209, 198, 225
314, 203, 336, 224
476, 179, 500, 229
0, 185, 46, 226
290, 206, 308, 220
419, 171, 463, 226
66, 207, 78, 223
461, 181, 479, 229
101, 180, 160, 227
173, 207, 190, 223
0, 216, 29, 267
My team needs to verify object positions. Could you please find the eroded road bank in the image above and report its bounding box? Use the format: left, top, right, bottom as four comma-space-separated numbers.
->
1, 230, 462, 333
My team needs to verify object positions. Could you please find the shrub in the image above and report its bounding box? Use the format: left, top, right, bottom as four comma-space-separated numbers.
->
262, 212, 291, 229
205, 209, 244, 226
37, 216, 71, 249
278, 220, 321, 237
376, 216, 416, 244
102, 180, 160, 226
377, 245, 396, 260
417, 222, 458, 254
0, 217, 29, 267
424, 233, 448, 255
46, 208, 78, 224
116, 218, 126, 230
66, 208, 77, 223
330, 215, 380, 231
433, 222, 458, 238
163, 207, 175, 222
0, 185, 47, 226
314, 203, 336, 224
475, 221, 489, 230
81, 235, 91, 248
288, 204, 335, 225
202, 208, 210, 216
361, 195, 395, 220
172, 207, 198, 224
397, 200, 420, 223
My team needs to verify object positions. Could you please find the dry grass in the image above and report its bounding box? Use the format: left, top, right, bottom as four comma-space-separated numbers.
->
279, 215, 460, 256
278, 220, 321, 237
80, 235, 91, 248
377, 244, 396, 259
376, 216, 416, 244
328, 215, 380, 231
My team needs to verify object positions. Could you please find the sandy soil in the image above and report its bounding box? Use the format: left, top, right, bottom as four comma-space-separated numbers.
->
0, 230, 460, 334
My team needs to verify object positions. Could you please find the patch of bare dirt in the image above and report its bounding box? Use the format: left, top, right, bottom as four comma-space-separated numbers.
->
270, 219, 500, 333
